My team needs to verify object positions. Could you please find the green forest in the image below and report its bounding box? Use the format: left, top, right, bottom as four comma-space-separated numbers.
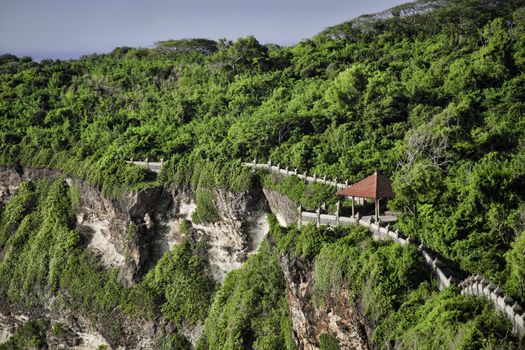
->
1, 0, 525, 348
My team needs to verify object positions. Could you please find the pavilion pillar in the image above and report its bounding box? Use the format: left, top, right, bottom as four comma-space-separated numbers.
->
297, 205, 303, 229
336, 200, 340, 225
351, 196, 355, 218
375, 199, 380, 222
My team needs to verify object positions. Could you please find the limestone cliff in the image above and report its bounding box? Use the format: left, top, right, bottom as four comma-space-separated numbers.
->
277, 250, 370, 350
0, 166, 271, 348
263, 188, 299, 227
0, 166, 374, 349
0, 166, 270, 285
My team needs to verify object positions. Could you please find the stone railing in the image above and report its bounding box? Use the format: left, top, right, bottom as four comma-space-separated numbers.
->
364, 222, 456, 290
417, 245, 457, 290
298, 207, 525, 336
299, 209, 358, 228
130, 156, 524, 335
350, 218, 524, 333
459, 275, 524, 335
126, 158, 164, 173
299, 208, 524, 334
298, 207, 454, 291
243, 159, 365, 204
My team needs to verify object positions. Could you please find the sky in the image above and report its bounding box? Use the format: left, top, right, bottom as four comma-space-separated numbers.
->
0, 0, 407, 60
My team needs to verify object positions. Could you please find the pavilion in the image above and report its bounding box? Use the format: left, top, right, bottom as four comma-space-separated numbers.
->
336, 170, 394, 221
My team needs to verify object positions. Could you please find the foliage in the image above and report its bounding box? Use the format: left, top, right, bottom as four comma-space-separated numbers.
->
319, 333, 341, 350
271, 220, 521, 349
155, 38, 218, 55
1, 2, 523, 272
274, 221, 427, 321
192, 189, 220, 224
155, 334, 192, 350
0, 179, 213, 344
179, 218, 191, 236
374, 287, 518, 349
504, 230, 525, 297
200, 241, 296, 350
0, 181, 38, 247
143, 240, 214, 325
0, 320, 48, 350
261, 172, 338, 211
159, 156, 254, 193
1, 0, 525, 347
269, 215, 351, 258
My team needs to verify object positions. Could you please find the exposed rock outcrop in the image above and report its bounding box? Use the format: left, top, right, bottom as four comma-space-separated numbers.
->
0, 165, 376, 349
263, 188, 299, 226
0, 166, 270, 285
278, 253, 370, 350
0, 166, 271, 348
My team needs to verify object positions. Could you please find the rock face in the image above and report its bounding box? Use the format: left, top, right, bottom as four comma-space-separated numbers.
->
0, 298, 160, 349
0, 166, 270, 285
263, 188, 299, 226
0, 165, 374, 349
156, 186, 270, 282
0, 166, 271, 347
278, 253, 370, 350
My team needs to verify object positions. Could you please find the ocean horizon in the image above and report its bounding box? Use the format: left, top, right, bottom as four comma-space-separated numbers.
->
0, 49, 111, 61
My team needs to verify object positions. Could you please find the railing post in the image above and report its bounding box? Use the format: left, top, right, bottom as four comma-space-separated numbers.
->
268, 159, 272, 168
130, 157, 134, 164
253, 157, 257, 171
160, 157, 164, 166
285, 166, 289, 175
303, 171, 308, 182
298, 205, 303, 228
336, 200, 340, 225
145, 157, 149, 168
316, 206, 321, 228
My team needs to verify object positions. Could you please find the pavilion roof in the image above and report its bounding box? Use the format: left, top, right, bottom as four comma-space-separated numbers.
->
336, 171, 394, 199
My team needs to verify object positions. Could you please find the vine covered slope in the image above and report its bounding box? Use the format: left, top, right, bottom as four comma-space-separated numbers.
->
1, 0, 525, 348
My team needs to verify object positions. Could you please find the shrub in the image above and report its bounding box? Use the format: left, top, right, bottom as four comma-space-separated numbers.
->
0, 320, 48, 350
202, 241, 296, 350
143, 240, 214, 325
192, 190, 220, 224
261, 172, 337, 211
319, 333, 341, 350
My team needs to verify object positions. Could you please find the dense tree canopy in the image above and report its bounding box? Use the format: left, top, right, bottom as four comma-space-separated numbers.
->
0, 0, 525, 346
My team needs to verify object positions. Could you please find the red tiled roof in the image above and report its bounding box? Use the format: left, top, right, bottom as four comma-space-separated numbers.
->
336, 171, 394, 199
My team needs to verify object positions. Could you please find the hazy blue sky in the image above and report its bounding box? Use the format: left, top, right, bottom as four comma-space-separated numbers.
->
0, 0, 406, 60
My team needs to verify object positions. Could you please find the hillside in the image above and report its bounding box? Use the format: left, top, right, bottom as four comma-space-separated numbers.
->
0, 0, 524, 348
